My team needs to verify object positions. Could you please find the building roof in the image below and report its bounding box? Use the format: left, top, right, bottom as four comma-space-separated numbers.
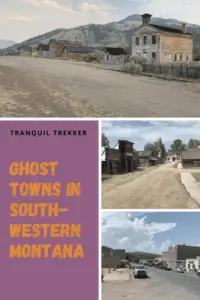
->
150, 24, 192, 36
17, 45, 32, 51
118, 140, 134, 144
104, 47, 127, 55
49, 39, 81, 45
62, 45, 95, 53
182, 149, 200, 160
37, 44, 49, 51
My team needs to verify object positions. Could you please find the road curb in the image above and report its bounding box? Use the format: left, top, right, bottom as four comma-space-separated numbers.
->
181, 172, 200, 204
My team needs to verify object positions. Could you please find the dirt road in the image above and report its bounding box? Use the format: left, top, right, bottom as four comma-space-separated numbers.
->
102, 268, 200, 300
102, 163, 200, 209
0, 56, 200, 117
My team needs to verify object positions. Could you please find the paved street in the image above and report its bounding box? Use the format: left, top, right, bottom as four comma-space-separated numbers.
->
102, 163, 200, 209
102, 268, 200, 300
0, 56, 200, 117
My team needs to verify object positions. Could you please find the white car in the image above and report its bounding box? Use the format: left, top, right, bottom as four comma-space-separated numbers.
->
176, 268, 184, 273
133, 265, 148, 278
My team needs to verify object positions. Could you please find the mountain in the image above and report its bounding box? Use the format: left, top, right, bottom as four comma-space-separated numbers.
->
126, 251, 160, 259
9, 14, 200, 52
102, 246, 160, 259
0, 39, 15, 49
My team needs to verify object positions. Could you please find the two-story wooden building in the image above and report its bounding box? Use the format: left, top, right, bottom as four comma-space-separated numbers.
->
102, 140, 139, 175
132, 13, 193, 63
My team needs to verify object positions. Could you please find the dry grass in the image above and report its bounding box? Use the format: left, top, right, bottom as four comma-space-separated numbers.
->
191, 173, 200, 182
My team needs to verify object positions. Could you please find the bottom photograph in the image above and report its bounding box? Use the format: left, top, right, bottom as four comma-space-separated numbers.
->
102, 211, 200, 300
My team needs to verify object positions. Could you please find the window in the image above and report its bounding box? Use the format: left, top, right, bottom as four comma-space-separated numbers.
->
152, 52, 156, 59
136, 37, 139, 46
143, 36, 147, 45
152, 35, 156, 44
180, 53, 182, 61
186, 56, 189, 61
174, 54, 177, 61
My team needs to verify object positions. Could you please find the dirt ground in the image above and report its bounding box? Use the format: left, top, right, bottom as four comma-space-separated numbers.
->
102, 268, 200, 300
0, 56, 200, 117
102, 163, 200, 209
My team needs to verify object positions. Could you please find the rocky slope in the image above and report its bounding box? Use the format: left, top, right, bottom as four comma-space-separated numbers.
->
10, 14, 200, 51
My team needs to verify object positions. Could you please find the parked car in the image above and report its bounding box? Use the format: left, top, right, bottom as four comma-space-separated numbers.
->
133, 265, 148, 278
164, 266, 172, 271
196, 270, 200, 277
176, 268, 184, 273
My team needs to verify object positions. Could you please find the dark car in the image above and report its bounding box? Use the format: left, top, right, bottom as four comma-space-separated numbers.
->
164, 266, 172, 271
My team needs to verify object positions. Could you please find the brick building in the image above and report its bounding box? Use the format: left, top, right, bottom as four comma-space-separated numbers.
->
132, 13, 193, 63
163, 245, 200, 269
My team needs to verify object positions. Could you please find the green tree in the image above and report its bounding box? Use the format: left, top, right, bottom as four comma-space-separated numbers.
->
170, 139, 186, 156
102, 133, 109, 147
187, 139, 200, 149
155, 138, 166, 160
144, 143, 158, 157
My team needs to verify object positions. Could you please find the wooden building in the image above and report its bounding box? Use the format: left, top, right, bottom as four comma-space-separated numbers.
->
37, 44, 49, 58
181, 148, 200, 168
138, 150, 158, 166
18, 46, 32, 56
61, 45, 95, 60
102, 140, 139, 175
166, 151, 180, 162
48, 39, 81, 58
132, 13, 193, 63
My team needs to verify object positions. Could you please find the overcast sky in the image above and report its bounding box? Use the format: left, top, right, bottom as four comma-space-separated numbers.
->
101, 120, 200, 150
0, 0, 199, 42
102, 212, 200, 253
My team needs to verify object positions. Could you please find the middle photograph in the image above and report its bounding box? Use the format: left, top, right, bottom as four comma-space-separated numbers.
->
101, 120, 200, 209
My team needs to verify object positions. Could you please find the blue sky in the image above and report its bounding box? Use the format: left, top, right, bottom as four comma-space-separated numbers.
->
0, 0, 199, 41
101, 120, 200, 151
102, 212, 200, 254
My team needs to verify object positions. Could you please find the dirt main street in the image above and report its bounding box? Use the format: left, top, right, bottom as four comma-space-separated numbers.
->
102, 268, 200, 300
102, 163, 200, 209
0, 56, 200, 117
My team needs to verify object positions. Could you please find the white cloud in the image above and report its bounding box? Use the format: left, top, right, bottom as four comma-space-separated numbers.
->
21, 0, 41, 6
102, 121, 200, 150
6, 14, 40, 21
130, 0, 200, 24
102, 213, 176, 253
44, 0, 78, 13
0, 0, 199, 42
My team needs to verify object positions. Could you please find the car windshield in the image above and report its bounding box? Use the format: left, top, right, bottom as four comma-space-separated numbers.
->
136, 266, 145, 269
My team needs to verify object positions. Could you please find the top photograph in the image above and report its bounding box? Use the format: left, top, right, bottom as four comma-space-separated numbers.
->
0, 1, 199, 118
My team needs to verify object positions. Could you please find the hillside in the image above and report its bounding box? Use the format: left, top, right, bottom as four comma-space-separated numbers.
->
9, 14, 200, 52
126, 251, 160, 259
102, 246, 159, 259
0, 39, 15, 49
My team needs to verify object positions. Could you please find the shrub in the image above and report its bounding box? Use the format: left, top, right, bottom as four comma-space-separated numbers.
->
120, 62, 143, 75
82, 52, 101, 63
187, 66, 200, 78
128, 55, 148, 66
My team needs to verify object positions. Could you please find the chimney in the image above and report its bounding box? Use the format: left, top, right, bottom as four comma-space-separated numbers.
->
182, 23, 187, 34
141, 13, 152, 25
